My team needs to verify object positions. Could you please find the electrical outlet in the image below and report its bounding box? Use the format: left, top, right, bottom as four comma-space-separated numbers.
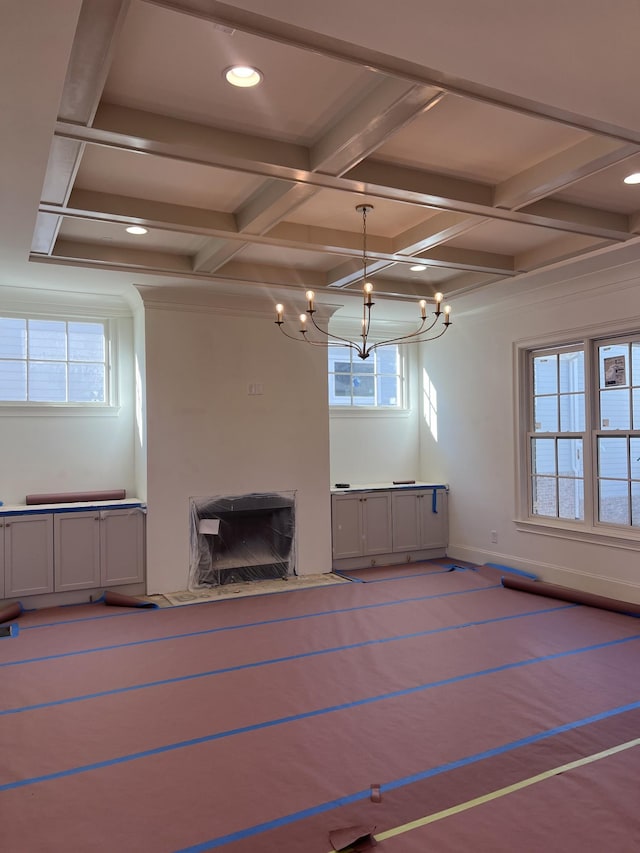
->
490, 530, 498, 544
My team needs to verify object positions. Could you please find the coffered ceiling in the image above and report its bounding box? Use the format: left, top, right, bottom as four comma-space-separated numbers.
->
14, 0, 640, 308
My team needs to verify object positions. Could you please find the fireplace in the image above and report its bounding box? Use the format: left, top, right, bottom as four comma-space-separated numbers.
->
189, 492, 295, 588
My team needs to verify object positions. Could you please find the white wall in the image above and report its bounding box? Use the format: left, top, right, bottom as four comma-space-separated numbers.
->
419, 260, 640, 603
0, 288, 136, 505
329, 346, 421, 485
141, 289, 333, 594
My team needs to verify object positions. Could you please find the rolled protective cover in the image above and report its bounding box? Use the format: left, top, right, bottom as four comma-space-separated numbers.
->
502, 575, 640, 617
0, 602, 23, 624
25, 490, 126, 505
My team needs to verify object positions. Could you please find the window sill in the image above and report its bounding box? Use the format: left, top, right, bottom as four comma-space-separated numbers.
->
515, 517, 640, 550
0, 404, 121, 417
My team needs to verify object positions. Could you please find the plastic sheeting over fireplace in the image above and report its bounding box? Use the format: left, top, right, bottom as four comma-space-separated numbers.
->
189, 492, 295, 588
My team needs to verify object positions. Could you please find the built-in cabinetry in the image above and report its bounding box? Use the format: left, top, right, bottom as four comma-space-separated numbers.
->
331, 491, 393, 559
331, 484, 448, 570
0, 502, 145, 603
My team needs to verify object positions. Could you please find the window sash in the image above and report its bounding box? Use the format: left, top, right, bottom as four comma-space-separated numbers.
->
0, 316, 110, 405
328, 345, 405, 408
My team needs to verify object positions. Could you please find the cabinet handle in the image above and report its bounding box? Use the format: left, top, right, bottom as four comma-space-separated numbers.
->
5, 522, 10, 527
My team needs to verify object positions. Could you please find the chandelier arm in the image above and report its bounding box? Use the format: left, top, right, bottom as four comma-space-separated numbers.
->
277, 322, 361, 353
308, 312, 362, 350
368, 322, 450, 352
362, 315, 440, 350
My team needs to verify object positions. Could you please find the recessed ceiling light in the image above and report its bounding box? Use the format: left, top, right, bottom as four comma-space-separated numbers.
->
224, 65, 262, 88
410, 264, 427, 272
623, 173, 640, 185
126, 225, 148, 235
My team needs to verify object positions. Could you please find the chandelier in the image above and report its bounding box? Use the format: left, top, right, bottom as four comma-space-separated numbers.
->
274, 203, 451, 360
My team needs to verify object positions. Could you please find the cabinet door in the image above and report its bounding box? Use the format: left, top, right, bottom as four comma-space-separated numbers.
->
4, 514, 54, 597
419, 489, 448, 548
54, 512, 101, 591
331, 495, 363, 559
362, 492, 393, 555
391, 492, 421, 551
100, 509, 145, 586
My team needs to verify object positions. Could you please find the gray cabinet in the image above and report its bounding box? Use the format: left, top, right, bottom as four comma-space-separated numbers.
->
331, 486, 448, 570
1, 504, 145, 601
392, 489, 448, 552
331, 492, 393, 559
55, 508, 145, 592
3, 514, 54, 597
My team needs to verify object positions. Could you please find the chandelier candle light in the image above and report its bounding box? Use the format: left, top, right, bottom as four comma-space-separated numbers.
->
274, 204, 451, 360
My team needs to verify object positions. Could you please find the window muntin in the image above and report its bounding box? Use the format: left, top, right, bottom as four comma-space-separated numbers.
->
0, 316, 108, 404
524, 333, 640, 533
329, 344, 404, 408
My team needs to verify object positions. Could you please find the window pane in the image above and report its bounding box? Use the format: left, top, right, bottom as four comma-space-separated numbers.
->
0, 317, 26, 358
332, 373, 352, 400
559, 477, 584, 520
328, 347, 349, 371
599, 479, 629, 525
632, 482, 640, 527
598, 437, 628, 479
533, 354, 557, 395
532, 438, 556, 475
560, 393, 585, 432
28, 320, 66, 360
532, 476, 556, 517
352, 361, 374, 374
600, 388, 630, 430
633, 389, 640, 430
352, 375, 375, 404
558, 438, 583, 477
600, 343, 628, 388
632, 342, 640, 387
68, 322, 104, 362
534, 396, 558, 432
376, 347, 398, 373
0, 361, 26, 400
29, 361, 66, 402
559, 350, 584, 393
69, 363, 105, 402
631, 438, 640, 481
377, 374, 399, 407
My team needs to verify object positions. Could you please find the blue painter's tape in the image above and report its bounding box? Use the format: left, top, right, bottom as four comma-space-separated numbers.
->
486, 563, 538, 580
0, 623, 19, 639
171, 696, 640, 851
2, 629, 638, 796
1, 601, 571, 717
0, 583, 503, 669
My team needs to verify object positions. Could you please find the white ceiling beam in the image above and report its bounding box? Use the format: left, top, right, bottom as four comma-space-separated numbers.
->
416, 246, 514, 275
495, 137, 640, 210
57, 118, 633, 242
35, 0, 131, 253
392, 212, 487, 254
518, 198, 628, 237
514, 234, 614, 271
311, 82, 444, 174
194, 82, 443, 273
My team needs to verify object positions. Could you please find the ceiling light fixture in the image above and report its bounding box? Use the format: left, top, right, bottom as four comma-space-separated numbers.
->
126, 225, 148, 235
224, 65, 262, 88
623, 173, 640, 185
410, 264, 427, 272
275, 204, 451, 360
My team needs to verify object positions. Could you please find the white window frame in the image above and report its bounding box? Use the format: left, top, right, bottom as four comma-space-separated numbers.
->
515, 322, 640, 548
0, 311, 119, 415
328, 343, 408, 412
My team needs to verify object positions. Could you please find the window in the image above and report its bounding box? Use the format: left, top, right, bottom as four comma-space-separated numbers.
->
328, 344, 404, 408
522, 332, 640, 533
0, 316, 109, 404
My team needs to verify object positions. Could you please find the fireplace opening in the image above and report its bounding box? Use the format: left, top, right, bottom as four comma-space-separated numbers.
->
189, 492, 295, 588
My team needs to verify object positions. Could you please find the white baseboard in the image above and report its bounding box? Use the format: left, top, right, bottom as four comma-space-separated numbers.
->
448, 544, 640, 604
